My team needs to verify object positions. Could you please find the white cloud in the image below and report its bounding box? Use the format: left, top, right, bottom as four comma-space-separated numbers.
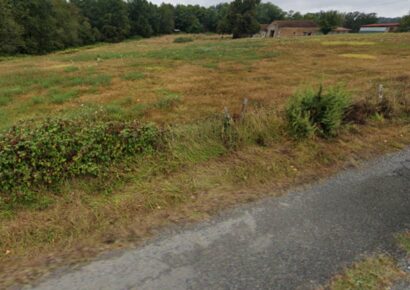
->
150, 0, 409, 17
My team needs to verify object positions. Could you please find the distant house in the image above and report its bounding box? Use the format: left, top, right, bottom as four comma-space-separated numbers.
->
329, 27, 351, 34
259, 20, 320, 38
255, 24, 269, 38
359, 23, 400, 33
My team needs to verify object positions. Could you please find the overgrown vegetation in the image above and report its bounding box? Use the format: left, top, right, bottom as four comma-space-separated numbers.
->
0, 115, 160, 206
1, 0, 409, 55
285, 86, 351, 139
173, 37, 194, 43
1, 80, 408, 209
1, 33, 410, 288
0, 104, 283, 209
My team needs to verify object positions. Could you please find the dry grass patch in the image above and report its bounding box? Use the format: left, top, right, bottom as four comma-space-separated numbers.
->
340, 53, 377, 60
1, 32, 410, 288
0, 33, 409, 129
322, 41, 376, 46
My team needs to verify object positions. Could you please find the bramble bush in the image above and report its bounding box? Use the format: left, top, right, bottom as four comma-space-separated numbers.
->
0, 118, 160, 204
286, 86, 351, 139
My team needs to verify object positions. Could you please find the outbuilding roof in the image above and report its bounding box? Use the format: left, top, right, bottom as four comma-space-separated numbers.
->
361, 23, 400, 27
260, 24, 269, 31
270, 20, 319, 28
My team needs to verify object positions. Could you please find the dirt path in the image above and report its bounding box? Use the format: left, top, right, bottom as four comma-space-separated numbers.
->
22, 148, 410, 290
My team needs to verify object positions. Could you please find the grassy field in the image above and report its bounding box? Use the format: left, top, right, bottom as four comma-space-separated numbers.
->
0, 33, 409, 288
1, 33, 409, 129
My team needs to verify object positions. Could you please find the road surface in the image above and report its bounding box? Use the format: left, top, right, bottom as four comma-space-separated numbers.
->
23, 148, 410, 290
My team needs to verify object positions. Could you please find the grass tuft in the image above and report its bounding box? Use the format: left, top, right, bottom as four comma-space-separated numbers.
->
322, 41, 376, 46
397, 232, 410, 254
174, 37, 194, 43
329, 256, 404, 290
122, 72, 144, 81
340, 54, 376, 60
49, 90, 79, 104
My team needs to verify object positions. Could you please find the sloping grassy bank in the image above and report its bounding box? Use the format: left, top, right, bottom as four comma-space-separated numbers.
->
328, 232, 410, 289
0, 86, 409, 288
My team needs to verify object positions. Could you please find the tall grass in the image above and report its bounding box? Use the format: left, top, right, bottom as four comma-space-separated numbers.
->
0, 106, 282, 209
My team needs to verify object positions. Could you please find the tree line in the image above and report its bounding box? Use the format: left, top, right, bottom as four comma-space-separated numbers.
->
0, 0, 409, 55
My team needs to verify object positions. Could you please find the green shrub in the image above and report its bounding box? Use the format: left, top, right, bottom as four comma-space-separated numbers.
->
154, 93, 182, 109
0, 118, 161, 204
173, 37, 194, 43
286, 86, 351, 139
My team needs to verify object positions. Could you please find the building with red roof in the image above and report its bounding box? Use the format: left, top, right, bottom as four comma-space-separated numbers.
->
359, 23, 400, 33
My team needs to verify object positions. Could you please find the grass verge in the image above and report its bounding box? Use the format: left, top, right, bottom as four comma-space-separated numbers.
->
397, 232, 410, 255
328, 232, 410, 290
329, 255, 405, 290
0, 117, 409, 288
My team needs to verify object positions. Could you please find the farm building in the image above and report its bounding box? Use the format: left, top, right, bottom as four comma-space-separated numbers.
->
257, 20, 320, 38
257, 24, 269, 37
329, 27, 351, 34
359, 23, 400, 33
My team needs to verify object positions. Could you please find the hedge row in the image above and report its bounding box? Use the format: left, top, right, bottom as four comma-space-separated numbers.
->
0, 118, 160, 200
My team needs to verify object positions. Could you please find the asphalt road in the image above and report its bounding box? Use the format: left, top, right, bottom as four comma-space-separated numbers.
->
24, 148, 410, 290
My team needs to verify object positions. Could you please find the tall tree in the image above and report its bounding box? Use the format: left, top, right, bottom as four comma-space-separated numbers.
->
399, 11, 410, 32
98, 0, 130, 42
0, 0, 24, 54
72, 0, 129, 42
285, 10, 303, 20
344, 11, 378, 33
317, 10, 344, 34
226, 0, 261, 38
256, 2, 284, 24
216, 3, 230, 34
128, 0, 154, 37
175, 5, 204, 33
158, 4, 175, 34
11, 0, 61, 54
50, 0, 84, 49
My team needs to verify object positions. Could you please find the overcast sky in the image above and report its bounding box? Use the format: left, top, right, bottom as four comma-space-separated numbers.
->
150, 0, 410, 17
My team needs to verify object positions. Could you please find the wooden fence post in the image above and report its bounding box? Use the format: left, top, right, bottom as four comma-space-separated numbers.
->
378, 84, 384, 101
240, 98, 248, 122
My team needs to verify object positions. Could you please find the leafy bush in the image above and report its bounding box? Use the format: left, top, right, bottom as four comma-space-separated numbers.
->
0, 118, 161, 203
173, 37, 194, 43
286, 86, 351, 139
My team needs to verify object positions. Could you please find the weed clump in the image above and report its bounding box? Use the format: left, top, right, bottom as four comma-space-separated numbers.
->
173, 37, 194, 43
0, 117, 161, 205
286, 86, 351, 139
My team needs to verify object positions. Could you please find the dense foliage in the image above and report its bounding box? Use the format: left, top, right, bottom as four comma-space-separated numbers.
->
286, 86, 351, 139
224, 0, 261, 38
0, 0, 231, 54
343, 12, 378, 33
399, 12, 410, 32
0, 118, 160, 203
255, 2, 285, 24
0, 0, 408, 55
